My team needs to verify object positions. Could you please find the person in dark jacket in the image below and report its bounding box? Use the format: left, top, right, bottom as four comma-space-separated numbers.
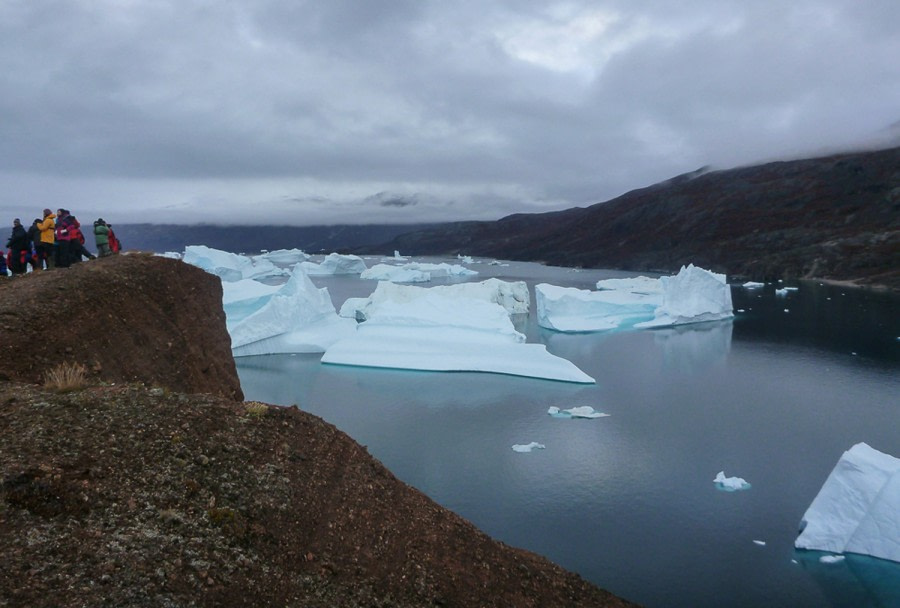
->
6, 219, 30, 275
27, 219, 42, 271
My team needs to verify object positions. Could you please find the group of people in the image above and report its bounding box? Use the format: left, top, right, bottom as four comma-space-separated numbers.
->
3, 208, 121, 276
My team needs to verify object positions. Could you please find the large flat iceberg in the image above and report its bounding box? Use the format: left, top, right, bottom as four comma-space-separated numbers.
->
795, 442, 900, 563
227, 267, 356, 356
537, 264, 733, 333
536, 283, 659, 332
322, 290, 593, 384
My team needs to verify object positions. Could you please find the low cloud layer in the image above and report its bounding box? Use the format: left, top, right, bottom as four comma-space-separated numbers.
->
1, 0, 898, 226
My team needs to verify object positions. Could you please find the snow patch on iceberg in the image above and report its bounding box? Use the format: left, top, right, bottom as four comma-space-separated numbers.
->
795, 442, 900, 563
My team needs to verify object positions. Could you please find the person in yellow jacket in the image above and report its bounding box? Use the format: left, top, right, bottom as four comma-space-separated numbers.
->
36, 208, 55, 269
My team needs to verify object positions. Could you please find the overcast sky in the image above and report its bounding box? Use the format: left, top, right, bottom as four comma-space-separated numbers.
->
1, 0, 898, 226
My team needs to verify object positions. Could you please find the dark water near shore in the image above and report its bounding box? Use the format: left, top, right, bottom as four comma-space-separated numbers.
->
236, 258, 900, 608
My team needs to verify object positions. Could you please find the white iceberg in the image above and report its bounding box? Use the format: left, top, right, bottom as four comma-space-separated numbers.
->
227, 266, 357, 356
298, 253, 367, 275
535, 283, 659, 332
402, 262, 478, 278
183, 245, 287, 282
743, 281, 765, 289
795, 442, 900, 563
512, 442, 545, 453
360, 264, 431, 283
635, 264, 734, 328
714, 471, 751, 491
340, 278, 530, 320
322, 290, 593, 384
548, 406, 610, 419
254, 248, 310, 266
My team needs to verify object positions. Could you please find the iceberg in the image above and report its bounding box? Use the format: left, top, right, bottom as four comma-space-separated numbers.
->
535, 283, 659, 332
714, 471, 751, 491
298, 253, 367, 275
183, 245, 287, 282
254, 248, 310, 266
548, 406, 609, 419
512, 442, 545, 453
322, 290, 594, 384
340, 278, 530, 320
743, 281, 765, 289
635, 264, 734, 328
227, 266, 356, 356
795, 442, 900, 563
360, 264, 431, 283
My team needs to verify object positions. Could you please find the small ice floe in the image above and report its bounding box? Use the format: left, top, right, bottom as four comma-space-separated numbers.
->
775, 288, 789, 297
743, 281, 765, 289
512, 442, 545, 453
714, 471, 752, 491
784, 309, 790, 313
819, 555, 846, 564
548, 406, 610, 419
753, 540, 767, 546
737, 309, 746, 313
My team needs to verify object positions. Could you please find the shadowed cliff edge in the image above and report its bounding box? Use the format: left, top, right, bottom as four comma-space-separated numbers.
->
0, 255, 638, 607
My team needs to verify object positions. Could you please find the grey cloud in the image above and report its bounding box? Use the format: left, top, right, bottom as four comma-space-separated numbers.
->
0, 0, 897, 225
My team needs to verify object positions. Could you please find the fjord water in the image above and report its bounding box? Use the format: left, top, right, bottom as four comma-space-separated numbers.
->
236, 259, 900, 608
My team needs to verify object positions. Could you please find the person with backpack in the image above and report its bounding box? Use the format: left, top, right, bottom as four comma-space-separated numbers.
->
6, 219, 30, 275
67, 211, 95, 263
93, 218, 111, 257
107, 223, 121, 254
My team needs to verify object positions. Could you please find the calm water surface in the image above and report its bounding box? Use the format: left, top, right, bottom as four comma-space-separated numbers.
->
236, 257, 900, 608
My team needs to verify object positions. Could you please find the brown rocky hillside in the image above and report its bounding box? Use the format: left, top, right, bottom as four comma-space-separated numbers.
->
0, 255, 637, 607
374, 146, 900, 288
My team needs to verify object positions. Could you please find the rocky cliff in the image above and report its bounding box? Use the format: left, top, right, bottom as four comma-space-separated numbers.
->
0, 254, 243, 400
373, 146, 900, 288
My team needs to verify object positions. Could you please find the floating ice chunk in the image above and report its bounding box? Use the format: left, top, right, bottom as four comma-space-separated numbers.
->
795, 442, 900, 563
403, 262, 478, 278
322, 292, 593, 383
596, 276, 663, 295
512, 442, 545, 453
714, 471, 751, 491
184, 245, 286, 282
548, 406, 610, 419
635, 265, 734, 328
254, 248, 310, 266
360, 264, 431, 283
819, 555, 846, 564
394, 250, 408, 260
743, 281, 765, 289
536, 283, 659, 332
228, 266, 356, 356
343, 278, 530, 321
298, 253, 367, 275
457, 254, 474, 264
753, 540, 767, 546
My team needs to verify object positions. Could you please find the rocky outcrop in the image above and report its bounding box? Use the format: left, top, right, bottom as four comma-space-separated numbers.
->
372, 146, 900, 288
0, 254, 243, 400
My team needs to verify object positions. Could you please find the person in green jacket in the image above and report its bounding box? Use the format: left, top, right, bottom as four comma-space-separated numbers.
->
93, 218, 111, 257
